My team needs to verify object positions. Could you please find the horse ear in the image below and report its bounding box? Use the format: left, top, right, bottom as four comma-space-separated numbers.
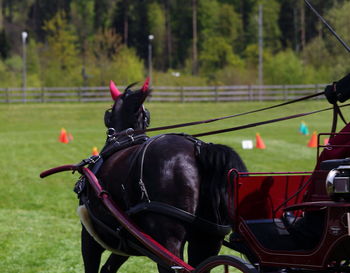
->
109, 80, 122, 100
141, 77, 150, 92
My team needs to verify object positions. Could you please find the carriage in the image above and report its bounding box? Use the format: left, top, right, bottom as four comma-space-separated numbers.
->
40, 76, 350, 273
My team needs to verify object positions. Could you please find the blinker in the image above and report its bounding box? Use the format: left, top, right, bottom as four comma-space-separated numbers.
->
104, 108, 112, 127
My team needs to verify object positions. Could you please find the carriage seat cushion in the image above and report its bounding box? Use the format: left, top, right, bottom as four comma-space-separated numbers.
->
244, 219, 302, 251
232, 218, 323, 251
236, 216, 324, 251
230, 219, 300, 252
320, 158, 350, 170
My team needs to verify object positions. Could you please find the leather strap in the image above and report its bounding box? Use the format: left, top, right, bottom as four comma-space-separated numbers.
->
126, 201, 231, 237
109, 91, 326, 138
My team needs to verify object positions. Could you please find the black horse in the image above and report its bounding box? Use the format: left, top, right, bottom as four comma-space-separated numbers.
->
78, 79, 247, 273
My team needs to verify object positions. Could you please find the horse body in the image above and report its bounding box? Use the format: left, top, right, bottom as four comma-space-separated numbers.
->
80, 80, 247, 273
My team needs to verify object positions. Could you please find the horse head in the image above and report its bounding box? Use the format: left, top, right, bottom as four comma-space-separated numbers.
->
104, 78, 151, 132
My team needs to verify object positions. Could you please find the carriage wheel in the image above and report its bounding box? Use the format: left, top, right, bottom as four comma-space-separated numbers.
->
194, 255, 258, 273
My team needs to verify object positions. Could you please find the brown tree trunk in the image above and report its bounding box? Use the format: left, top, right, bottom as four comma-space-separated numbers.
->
164, 0, 172, 69
192, 0, 198, 75
300, 1, 306, 51
123, 0, 129, 45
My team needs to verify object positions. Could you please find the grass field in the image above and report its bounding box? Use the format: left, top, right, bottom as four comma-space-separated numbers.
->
0, 100, 348, 272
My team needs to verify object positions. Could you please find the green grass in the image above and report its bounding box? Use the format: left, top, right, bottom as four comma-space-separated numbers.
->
0, 101, 348, 272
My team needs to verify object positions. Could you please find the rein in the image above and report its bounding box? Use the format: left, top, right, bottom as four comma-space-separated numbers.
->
108, 91, 349, 139
193, 103, 350, 138
107, 91, 326, 139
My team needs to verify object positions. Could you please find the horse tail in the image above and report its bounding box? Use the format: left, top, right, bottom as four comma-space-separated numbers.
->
196, 142, 247, 226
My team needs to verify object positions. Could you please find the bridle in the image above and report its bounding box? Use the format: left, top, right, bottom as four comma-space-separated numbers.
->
104, 90, 151, 139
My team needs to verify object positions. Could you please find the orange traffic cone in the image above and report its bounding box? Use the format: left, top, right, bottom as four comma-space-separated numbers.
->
307, 131, 318, 148
92, 147, 99, 156
59, 128, 69, 144
256, 133, 266, 149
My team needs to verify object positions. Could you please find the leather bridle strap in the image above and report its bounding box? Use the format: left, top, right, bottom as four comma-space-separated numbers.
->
192, 103, 350, 138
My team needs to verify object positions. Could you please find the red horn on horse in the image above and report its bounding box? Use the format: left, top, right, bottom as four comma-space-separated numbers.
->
109, 80, 122, 100
141, 77, 150, 92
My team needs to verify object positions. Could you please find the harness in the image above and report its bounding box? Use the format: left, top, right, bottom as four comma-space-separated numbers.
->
74, 129, 231, 254
73, 128, 148, 196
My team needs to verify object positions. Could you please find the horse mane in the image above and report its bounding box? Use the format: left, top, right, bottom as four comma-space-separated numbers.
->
125, 82, 138, 91
197, 143, 247, 224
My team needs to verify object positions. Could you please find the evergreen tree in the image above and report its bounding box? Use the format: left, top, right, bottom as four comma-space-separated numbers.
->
0, 0, 347, 86
147, 1, 166, 71
247, 0, 281, 52
40, 11, 80, 86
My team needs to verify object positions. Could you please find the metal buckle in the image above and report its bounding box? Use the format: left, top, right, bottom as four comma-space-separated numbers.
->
89, 155, 101, 164
171, 266, 184, 273
107, 128, 116, 138
126, 128, 135, 142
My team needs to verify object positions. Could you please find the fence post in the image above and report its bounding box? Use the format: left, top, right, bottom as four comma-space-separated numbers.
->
283, 85, 287, 100
22, 87, 25, 103
248, 85, 253, 101
258, 85, 262, 101
315, 84, 319, 100
78, 87, 82, 102
180, 86, 184, 102
215, 86, 218, 102
5, 88, 9, 103
41, 87, 44, 103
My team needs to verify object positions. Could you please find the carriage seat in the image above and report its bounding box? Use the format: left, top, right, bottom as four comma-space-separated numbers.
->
231, 219, 301, 251
229, 215, 324, 253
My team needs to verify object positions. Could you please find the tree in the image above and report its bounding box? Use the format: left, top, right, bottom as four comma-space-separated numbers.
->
0, 29, 10, 59
168, 0, 192, 68
163, 0, 172, 69
42, 11, 78, 70
0, 0, 347, 86
199, 36, 243, 74
147, 2, 166, 71
112, 47, 144, 84
192, 0, 198, 75
40, 11, 80, 86
86, 28, 123, 85
323, 1, 350, 77
247, 0, 281, 52
70, 0, 94, 85
216, 3, 242, 53
27, 0, 72, 41
264, 49, 304, 84
93, 0, 114, 31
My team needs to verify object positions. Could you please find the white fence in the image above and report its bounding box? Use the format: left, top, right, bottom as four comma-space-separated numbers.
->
0, 84, 327, 103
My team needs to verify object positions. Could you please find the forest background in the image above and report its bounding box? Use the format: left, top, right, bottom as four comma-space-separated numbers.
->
0, 0, 349, 88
